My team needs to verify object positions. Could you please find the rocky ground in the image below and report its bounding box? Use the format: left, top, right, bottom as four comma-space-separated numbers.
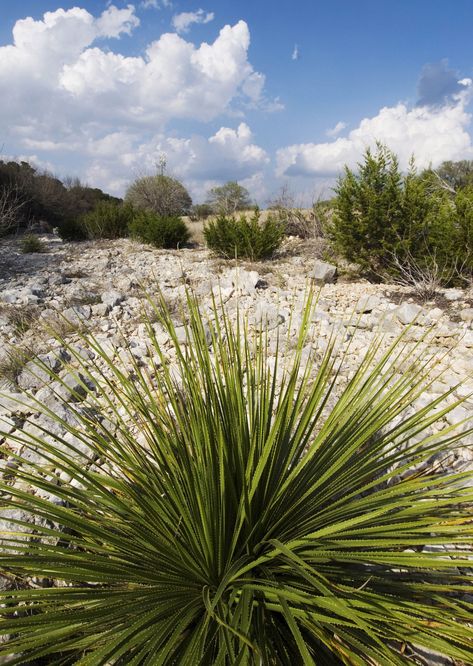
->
0, 232, 472, 664
1, 232, 473, 473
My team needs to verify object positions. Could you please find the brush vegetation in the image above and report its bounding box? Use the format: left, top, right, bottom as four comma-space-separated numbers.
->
204, 209, 284, 259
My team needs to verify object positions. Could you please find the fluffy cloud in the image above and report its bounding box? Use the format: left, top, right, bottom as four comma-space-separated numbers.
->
96, 4, 140, 38
0, 5, 276, 199
172, 9, 214, 34
0, 6, 270, 151
141, 0, 172, 8
277, 83, 473, 178
326, 121, 346, 138
62, 122, 266, 201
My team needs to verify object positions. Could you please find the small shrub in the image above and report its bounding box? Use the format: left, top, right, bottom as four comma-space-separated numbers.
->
55, 217, 88, 241
7, 305, 39, 336
81, 201, 134, 240
276, 203, 332, 240
204, 209, 283, 259
189, 203, 213, 221
386, 248, 464, 300
20, 233, 45, 253
129, 210, 190, 248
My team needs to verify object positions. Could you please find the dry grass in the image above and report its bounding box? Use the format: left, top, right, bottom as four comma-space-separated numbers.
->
0, 344, 34, 382
0, 304, 39, 336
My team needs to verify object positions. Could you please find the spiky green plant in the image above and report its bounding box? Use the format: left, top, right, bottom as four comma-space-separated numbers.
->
0, 290, 473, 664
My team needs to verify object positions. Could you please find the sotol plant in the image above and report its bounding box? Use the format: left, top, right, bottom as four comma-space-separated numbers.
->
0, 291, 473, 664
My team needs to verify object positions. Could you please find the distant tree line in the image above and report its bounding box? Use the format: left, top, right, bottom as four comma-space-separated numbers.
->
0, 160, 120, 238
0, 157, 259, 241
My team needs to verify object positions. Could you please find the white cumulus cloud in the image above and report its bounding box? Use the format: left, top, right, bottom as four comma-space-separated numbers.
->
172, 9, 214, 34
326, 121, 346, 138
0, 6, 278, 198
277, 83, 473, 177
80, 123, 269, 197
96, 4, 140, 38
0, 7, 272, 156
0, 5, 264, 132
140, 0, 172, 8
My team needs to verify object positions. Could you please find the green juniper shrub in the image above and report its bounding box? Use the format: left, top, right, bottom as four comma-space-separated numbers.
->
452, 186, 473, 271
330, 143, 473, 283
204, 209, 284, 260
55, 217, 89, 241
20, 233, 45, 253
330, 144, 405, 274
129, 210, 190, 248
81, 201, 134, 240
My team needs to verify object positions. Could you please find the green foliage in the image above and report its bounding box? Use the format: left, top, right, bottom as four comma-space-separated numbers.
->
206, 180, 252, 215
0, 160, 121, 234
330, 144, 405, 272
126, 174, 192, 217
1, 291, 473, 663
435, 159, 473, 190
189, 202, 214, 221
55, 217, 89, 242
330, 144, 473, 280
80, 201, 134, 240
451, 186, 473, 267
204, 209, 283, 259
20, 233, 45, 253
129, 210, 190, 248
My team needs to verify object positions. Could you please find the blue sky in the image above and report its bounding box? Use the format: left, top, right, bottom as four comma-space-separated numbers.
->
1, 0, 472, 204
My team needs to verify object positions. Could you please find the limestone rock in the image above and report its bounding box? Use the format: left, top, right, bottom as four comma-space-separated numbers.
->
62, 305, 91, 325
393, 302, 424, 325
101, 290, 124, 308
443, 288, 464, 301
311, 260, 337, 284
460, 307, 473, 323
355, 295, 381, 314
409, 644, 453, 666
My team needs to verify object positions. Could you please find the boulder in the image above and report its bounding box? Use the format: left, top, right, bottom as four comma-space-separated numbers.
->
460, 307, 473, 323
311, 260, 337, 284
355, 295, 381, 314
101, 290, 124, 308
393, 302, 424, 325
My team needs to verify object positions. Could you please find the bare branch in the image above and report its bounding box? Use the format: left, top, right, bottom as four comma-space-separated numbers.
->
430, 170, 457, 195
383, 247, 469, 300
0, 184, 27, 236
